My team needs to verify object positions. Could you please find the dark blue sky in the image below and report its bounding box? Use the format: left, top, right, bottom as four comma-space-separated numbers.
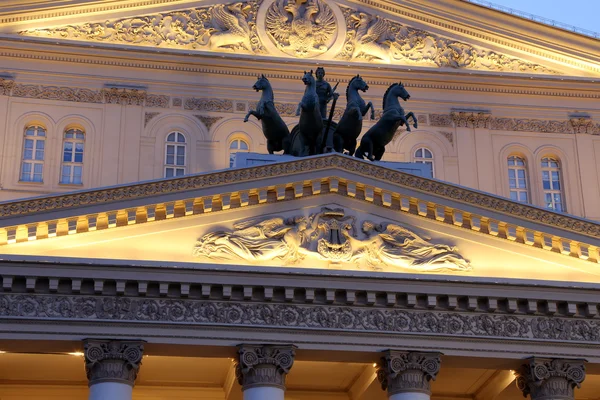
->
481, 0, 600, 34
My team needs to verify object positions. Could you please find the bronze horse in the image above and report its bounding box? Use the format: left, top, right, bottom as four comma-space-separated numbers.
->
333, 74, 374, 155
291, 70, 323, 156
354, 82, 417, 161
244, 75, 291, 154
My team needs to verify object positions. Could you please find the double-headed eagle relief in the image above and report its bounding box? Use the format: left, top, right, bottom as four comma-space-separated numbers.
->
193, 208, 471, 272
20, 0, 558, 73
265, 0, 337, 58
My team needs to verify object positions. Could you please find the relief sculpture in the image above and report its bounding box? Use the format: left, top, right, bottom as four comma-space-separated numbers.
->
194, 208, 471, 272
265, 0, 337, 58
336, 5, 558, 74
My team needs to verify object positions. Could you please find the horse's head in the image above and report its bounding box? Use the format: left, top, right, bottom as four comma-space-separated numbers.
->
302, 70, 315, 86
393, 82, 411, 101
252, 74, 270, 92
351, 74, 369, 92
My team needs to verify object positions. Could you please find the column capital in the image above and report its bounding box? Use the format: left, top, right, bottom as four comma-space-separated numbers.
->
515, 358, 586, 400
377, 351, 442, 397
83, 339, 145, 387
236, 344, 296, 391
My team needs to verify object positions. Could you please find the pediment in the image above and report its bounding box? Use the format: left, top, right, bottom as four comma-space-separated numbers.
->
5, 0, 592, 75
1, 154, 599, 284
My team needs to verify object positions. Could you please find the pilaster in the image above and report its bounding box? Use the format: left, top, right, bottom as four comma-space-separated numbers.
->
377, 351, 442, 400
515, 358, 586, 400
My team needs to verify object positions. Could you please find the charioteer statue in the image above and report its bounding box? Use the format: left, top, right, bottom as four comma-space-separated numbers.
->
244, 67, 417, 160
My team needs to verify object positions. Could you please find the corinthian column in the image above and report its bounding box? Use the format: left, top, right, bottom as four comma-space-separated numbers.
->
236, 344, 296, 400
516, 358, 586, 400
377, 351, 442, 400
83, 339, 145, 400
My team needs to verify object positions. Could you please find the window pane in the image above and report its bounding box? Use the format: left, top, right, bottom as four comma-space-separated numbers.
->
175, 168, 185, 176
35, 149, 44, 161
510, 191, 518, 200
517, 170, 525, 179
24, 139, 34, 150
166, 155, 174, 165
22, 162, 31, 174
33, 173, 43, 182
176, 155, 185, 166
23, 148, 33, 160
176, 146, 185, 156
519, 192, 528, 202
167, 133, 175, 142
33, 164, 43, 174
518, 179, 526, 188
508, 169, 515, 179
230, 140, 238, 149
177, 133, 185, 143
509, 178, 516, 189
76, 132, 84, 140
165, 168, 174, 178
424, 149, 432, 158
240, 141, 249, 150
415, 148, 422, 158
166, 145, 174, 155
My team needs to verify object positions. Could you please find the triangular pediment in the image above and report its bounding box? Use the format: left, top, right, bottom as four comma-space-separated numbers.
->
3, 0, 598, 76
1, 154, 599, 285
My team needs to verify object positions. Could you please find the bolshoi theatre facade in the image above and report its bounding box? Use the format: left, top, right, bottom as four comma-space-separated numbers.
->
1, 1, 600, 400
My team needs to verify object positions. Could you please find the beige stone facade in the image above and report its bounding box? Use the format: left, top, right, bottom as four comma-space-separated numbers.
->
1, 1, 600, 400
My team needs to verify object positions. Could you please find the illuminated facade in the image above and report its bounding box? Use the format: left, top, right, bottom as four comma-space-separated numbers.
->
1, 1, 600, 400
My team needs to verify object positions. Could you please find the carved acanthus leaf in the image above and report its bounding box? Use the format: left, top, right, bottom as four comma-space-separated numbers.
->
146, 94, 170, 108
0, 78, 15, 96
84, 340, 145, 387
194, 115, 224, 130
185, 98, 233, 112
21, 2, 266, 54
236, 345, 296, 390
144, 112, 160, 127
336, 5, 559, 74
377, 351, 442, 396
13, 84, 103, 103
102, 88, 147, 106
515, 358, 586, 400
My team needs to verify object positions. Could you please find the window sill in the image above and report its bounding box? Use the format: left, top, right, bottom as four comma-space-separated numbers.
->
18, 180, 44, 185
58, 183, 84, 187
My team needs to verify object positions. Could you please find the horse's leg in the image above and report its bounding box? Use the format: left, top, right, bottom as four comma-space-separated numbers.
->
354, 106, 363, 121
401, 116, 411, 132
243, 110, 260, 122
267, 141, 275, 155
366, 138, 375, 161
295, 103, 302, 116
348, 139, 357, 156
406, 111, 418, 129
365, 101, 375, 120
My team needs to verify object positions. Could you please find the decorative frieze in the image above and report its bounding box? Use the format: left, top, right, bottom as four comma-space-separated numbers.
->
146, 94, 171, 108
236, 344, 296, 390
102, 88, 147, 106
515, 358, 586, 400
377, 351, 441, 396
490, 118, 572, 134
12, 84, 103, 103
84, 339, 144, 387
451, 112, 491, 128
185, 98, 233, 112
570, 118, 600, 135
428, 114, 453, 127
3, 294, 600, 344
194, 115, 223, 130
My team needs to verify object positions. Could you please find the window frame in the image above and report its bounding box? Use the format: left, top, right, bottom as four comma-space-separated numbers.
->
59, 127, 85, 185
507, 155, 530, 203
413, 146, 434, 177
540, 156, 565, 212
20, 125, 46, 183
229, 138, 250, 168
164, 131, 187, 178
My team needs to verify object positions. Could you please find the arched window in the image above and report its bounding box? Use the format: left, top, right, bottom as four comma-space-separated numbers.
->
20, 125, 46, 183
507, 156, 529, 203
60, 128, 85, 184
229, 138, 249, 167
541, 157, 565, 212
414, 147, 434, 177
165, 132, 186, 177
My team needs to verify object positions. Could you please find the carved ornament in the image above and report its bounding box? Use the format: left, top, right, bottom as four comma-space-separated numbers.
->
336, 5, 558, 74
515, 358, 586, 400
84, 339, 145, 387
5, 294, 600, 344
194, 207, 471, 272
0, 78, 15, 96
194, 115, 224, 130
144, 112, 160, 127
185, 98, 234, 112
146, 94, 170, 108
13, 84, 103, 103
428, 114, 453, 127
570, 118, 600, 135
377, 351, 441, 396
439, 131, 454, 146
236, 344, 296, 390
18, 0, 558, 73
265, 0, 337, 58
102, 88, 147, 106
451, 112, 491, 129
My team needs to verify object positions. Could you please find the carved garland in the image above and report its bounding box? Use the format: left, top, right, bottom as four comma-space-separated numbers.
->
0, 155, 598, 239
2, 294, 600, 344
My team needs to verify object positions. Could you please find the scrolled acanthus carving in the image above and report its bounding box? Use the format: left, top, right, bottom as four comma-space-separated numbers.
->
515, 358, 586, 400
236, 344, 296, 390
21, 2, 266, 54
0, 78, 15, 96
336, 5, 558, 74
377, 351, 442, 396
84, 339, 145, 387
193, 207, 471, 272
102, 88, 147, 106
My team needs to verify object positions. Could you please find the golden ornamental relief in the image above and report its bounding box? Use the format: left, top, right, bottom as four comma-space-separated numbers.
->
335, 5, 559, 74
18, 0, 558, 73
264, 0, 337, 58
193, 207, 471, 273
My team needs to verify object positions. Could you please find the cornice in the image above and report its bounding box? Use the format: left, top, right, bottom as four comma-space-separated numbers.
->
0, 154, 598, 269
